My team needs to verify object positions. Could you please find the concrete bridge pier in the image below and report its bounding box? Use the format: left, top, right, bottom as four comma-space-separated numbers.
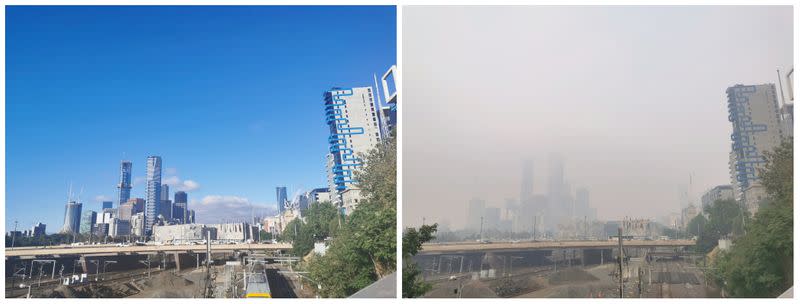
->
174, 253, 181, 272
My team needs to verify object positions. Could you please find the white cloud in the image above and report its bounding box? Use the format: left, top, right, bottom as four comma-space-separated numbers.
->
94, 195, 112, 202
192, 195, 277, 224
165, 167, 178, 175
163, 176, 200, 192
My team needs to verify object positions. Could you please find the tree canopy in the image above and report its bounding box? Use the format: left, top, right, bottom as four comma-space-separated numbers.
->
306, 135, 397, 297
713, 139, 793, 297
402, 224, 438, 298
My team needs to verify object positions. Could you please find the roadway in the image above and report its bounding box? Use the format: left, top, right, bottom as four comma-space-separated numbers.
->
5, 243, 292, 258
420, 240, 695, 254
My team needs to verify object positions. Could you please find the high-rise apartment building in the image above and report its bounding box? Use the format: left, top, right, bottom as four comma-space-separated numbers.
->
80, 210, 97, 235
378, 65, 398, 137
726, 84, 787, 214
276, 186, 288, 214
117, 160, 133, 206
324, 87, 382, 214
31, 222, 46, 237
145, 156, 162, 235
61, 201, 82, 235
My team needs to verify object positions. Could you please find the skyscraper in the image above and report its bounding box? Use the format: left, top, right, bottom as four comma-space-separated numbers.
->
102, 201, 113, 210
467, 198, 486, 231
324, 87, 382, 213
173, 191, 188, 223
145, 156, 162, 235
80, 210, 97, 235
117, 160, 132, 206
61, 201, 82, 235
726, 84, 787, 214
276, 186, 288, 214
520, 159, 534, 204
160, 184, 170, 202
32, 222, 46, 238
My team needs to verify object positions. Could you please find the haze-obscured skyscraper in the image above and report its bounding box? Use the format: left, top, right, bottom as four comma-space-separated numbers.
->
324, 87, 382, 213
520, 159, 534, 204
467, 198, 486, 231
61, 201, 82, 235
117, 160, 132, 206
145, 156, 162, 235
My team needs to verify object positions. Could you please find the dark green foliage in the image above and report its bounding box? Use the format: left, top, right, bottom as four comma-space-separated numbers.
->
307, 135, 397, 297
689, 199, 749, 254
715, 139, 793, 297
402, 224, 438, 298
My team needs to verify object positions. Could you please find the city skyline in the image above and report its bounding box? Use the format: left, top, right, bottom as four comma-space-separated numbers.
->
402, 5, 793, 228
6, 6, 397, 231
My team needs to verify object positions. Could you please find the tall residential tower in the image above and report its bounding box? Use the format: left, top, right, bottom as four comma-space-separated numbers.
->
144, 156, 162, 235
726, 84, 787, 214
324, 87, 382, 214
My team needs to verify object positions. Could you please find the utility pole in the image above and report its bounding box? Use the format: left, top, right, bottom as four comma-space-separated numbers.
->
618, 227, 624, 298
533, 216, 536, 241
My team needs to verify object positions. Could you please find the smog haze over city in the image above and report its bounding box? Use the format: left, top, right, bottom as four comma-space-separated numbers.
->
402, 6, 793, 229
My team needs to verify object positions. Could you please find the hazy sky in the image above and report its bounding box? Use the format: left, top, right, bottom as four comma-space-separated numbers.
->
402, 6, 793, 229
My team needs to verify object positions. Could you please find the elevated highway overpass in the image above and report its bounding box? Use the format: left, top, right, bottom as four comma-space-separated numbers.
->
420, 239, 695, 255
5, 243, 292, 259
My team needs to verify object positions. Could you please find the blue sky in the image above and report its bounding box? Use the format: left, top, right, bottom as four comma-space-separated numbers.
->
5, 6, 396, 231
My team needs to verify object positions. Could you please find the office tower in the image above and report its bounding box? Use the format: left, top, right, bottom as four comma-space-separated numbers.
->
159, 199, 172, 220
726, 84, 786, 214
61, 201, 82, 235
94, 223, 109, 237
173, 191, 188, 223
547, 154, 566, 222
160, 184, 170, 202
701, 185, 735, 211
102, 201, 113, 211
276, 186, 288, 214
188, 210, 196, 224
117, 160, 133, 205
127, 198, 145, 213
520, 159, 534, 204
467, 198, 486, 231
79, 210, 97, 235
32, 222, 46, 237
324, 87, 382, 214
109, 218, 131, 237
145, 156, 162, 235
575, 188, 590, 219
119, 202, 133, 221
485, 207, 501, 231
131, 213, 145, 237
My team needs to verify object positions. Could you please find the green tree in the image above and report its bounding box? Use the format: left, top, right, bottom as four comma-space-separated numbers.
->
307, 134, 397, 297
402, 224, 438, 298
716, 139, 793, 297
